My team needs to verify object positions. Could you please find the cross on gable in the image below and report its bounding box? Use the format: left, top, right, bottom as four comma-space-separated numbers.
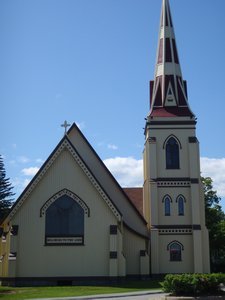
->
61, 120, 71, 135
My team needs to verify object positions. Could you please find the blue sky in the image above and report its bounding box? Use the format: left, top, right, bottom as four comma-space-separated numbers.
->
1, 0, 225, 210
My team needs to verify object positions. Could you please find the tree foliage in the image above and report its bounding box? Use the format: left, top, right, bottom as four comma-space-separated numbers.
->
201, 176, 225, 272
0, 155, 14, 221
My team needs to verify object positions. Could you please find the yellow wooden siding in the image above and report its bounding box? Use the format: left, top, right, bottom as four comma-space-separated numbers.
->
10, 149, 117, 277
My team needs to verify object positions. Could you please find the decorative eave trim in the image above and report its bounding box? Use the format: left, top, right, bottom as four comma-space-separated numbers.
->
68, 123, 147, 226
152, 224, 201, 230
154, 177, 190, 181
150, 178, 200, 187
8, 138, 122, 222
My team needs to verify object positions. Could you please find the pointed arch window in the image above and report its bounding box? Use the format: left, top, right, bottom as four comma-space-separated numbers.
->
177, 195, 185, 216
45, 193, 86, 245
167, 241, 183, 261
165, 137, 180, 169
163, 195, 172, 216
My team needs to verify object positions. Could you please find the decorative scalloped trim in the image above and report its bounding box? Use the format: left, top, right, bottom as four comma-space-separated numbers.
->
9, 139, 121, 221
40, 189, 90, 217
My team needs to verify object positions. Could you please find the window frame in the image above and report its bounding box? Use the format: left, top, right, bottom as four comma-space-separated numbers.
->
167, 241, 184, 262
177, 195, 185, 216
41, 190, 89, 246
163, 195, 172, 216
165, 136, 180, 170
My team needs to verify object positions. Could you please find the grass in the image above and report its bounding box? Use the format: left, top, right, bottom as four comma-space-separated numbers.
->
0, 280, 161, 299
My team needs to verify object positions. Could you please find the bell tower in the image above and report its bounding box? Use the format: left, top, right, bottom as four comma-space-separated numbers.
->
143, 0, 210, 274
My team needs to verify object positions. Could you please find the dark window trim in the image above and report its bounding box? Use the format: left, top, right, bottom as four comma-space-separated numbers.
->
45, 194, 85, 246
163, 135, 182, 149
167, 241, 184, 262
163, 195, 172, 216
176, 195, 185, 216
165, 136, 180, 170
40, 189, 90, 218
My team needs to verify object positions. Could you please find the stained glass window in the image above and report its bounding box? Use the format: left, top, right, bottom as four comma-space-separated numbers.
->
169, 242, 182, 261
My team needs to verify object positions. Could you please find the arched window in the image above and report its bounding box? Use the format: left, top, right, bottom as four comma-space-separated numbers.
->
163, 195, 172, 216
45, 194, 84, 245
177, 195, 185, 216
167, 241, 183, 261
166, 137, 180, 169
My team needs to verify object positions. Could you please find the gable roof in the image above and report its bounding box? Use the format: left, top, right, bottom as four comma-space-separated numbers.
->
3, 123, 148, 238
67, 124, 148, 237
6, 136, 121, 222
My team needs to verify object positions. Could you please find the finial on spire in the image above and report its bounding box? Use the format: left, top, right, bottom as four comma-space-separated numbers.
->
61, 120, 71, 135
149, 0, 194, 118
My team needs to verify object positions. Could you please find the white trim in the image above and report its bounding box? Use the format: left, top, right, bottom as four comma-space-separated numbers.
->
165, 81, 177, 106
9, 139, 121, 222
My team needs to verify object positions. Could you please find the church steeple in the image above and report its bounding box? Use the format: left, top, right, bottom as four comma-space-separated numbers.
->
143, 0, 210, 276
149, 0, 194, 118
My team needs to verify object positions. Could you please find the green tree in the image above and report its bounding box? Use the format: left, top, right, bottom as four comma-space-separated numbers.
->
201, 176, 225, 272
0, 155, 14, 221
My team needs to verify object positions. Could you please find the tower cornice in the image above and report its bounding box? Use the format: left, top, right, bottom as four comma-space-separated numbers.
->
146, 119, 197, 126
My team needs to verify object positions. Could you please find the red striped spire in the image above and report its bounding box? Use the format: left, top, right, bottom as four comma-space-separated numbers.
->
149, 0, 194, 118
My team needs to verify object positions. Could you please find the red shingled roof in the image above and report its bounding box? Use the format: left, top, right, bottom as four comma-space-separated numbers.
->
123, 187, 143, 216
150, 106, 193, 117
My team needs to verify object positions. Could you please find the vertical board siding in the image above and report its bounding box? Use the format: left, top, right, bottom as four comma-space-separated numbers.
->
11, 149, 117, 277
124, 227, 147, 275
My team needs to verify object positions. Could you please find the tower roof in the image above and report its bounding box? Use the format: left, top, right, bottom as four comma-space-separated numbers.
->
149, 0, 194, 118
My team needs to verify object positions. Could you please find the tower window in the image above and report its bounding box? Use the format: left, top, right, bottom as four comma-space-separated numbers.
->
166, 137, 180, 169
177, 195, 185, 216
163, 195, 172, 216
167, 241, 183, 261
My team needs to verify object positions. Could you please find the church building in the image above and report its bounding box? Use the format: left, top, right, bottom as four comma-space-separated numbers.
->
0, 0, 210, 286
